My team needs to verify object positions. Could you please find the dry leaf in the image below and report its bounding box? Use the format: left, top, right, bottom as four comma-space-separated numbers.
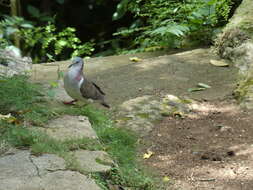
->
129, 57, 142, 62
0, 113, 18, 124
143, 150, 154, 159
197, 83, 211, 89
188, 87, 206, 92
210, 59, 229, 67
0, 113, 12, 120
163, 176, 170, 182
173, 111, 184, 118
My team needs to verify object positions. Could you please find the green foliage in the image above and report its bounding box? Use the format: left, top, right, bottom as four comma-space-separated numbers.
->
0, 15, 33, 48
0, 14, 95, 63
20, 23, 94, 62
27, 5, 54, 23
113, 0, 233, 52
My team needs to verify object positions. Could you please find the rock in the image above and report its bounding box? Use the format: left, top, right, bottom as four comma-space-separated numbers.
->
0, 150, 102, 190
74, 150, 114, 172
40, 115, 98, 140
0, 150, 37, 190
25, 171, 101, 190
31, 154, 66, 176
0, 140, 11, 155
126, 118, 154, 135
120, 96, 152, 112
213, 0, 253, 109
0, 46, 32, 77
116, 94, 192, 136
117, 96, 162, 136
162, 94, 191, 116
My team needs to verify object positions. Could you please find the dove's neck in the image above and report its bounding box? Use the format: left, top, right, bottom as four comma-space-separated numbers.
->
69, 65, 84, 82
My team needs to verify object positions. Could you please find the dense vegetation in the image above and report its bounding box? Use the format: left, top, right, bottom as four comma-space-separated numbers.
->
0, 0, 242, 62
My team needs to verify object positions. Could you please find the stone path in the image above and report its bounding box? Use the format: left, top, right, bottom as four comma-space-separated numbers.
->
0, 115, 113, 190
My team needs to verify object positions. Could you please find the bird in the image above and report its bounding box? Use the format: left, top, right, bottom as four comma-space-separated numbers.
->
63, 57, 110, 108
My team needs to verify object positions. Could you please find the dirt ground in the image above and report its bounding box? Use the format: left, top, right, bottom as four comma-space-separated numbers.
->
143, 99, 253, 190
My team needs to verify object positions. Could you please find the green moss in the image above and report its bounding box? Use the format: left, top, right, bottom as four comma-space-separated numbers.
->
234, 77, 253, 102
214, 28, 250, 58
137, 113, 150, 119
95, 158, 113, 166
118, 116, 133, 121
62, 138, 103, 151
63, 153, 85, 174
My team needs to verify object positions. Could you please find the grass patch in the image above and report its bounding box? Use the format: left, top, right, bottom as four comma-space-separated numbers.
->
0, 121, 102, 154
73, 105, 154, 190
0, 75, 155, 189
0, 75, 57, 126
62, 138, 103, 151
0, 76, 102, 159
0, 122, 66, 154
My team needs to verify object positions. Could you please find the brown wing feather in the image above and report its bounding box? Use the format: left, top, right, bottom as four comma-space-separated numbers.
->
92, 82, 105, 95
80, 79, 104, 100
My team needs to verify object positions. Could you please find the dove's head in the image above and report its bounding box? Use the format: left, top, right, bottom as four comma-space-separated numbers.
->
69, 57, 84, 69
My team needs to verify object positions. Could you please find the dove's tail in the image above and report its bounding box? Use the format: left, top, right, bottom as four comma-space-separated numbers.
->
101, 102, 110, 108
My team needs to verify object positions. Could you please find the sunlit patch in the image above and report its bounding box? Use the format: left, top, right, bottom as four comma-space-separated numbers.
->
188, 102, 239, 119
134, 59, 167, 71
157, 155, 173, 161
231, 144, 253, 157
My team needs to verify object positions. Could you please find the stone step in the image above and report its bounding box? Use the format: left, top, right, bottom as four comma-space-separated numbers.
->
0, 150, 102, 190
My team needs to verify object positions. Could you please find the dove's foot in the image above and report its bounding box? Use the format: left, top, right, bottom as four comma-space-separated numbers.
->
63, 99, 77, 105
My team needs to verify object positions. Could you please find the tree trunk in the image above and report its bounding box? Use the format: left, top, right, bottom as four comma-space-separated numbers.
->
10, 0, 21, 49
214, 0, 253, 109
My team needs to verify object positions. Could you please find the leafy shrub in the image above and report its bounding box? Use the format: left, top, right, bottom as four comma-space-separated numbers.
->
20, 23, 94, 63
113, 0, 233, 52
0, 15, 94, 63
0, 15, 33, 48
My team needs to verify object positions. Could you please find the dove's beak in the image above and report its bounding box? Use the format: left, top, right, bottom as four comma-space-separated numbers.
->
68, 63, 74, 68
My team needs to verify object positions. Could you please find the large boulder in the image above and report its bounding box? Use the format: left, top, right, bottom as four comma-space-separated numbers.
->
0, 46, 32, 77
214, 0, 253, 109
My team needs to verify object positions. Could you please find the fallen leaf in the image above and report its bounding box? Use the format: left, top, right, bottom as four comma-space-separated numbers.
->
197, 83, 211, 89
129, 57, 142, 62
163, 176, 170, 182
143, 150, 154, 159
187, 87, 206, 92
210, 59, 229, 67
173, 111, 184, 118
0, 113, 12, 120
0, 113, 19, 124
